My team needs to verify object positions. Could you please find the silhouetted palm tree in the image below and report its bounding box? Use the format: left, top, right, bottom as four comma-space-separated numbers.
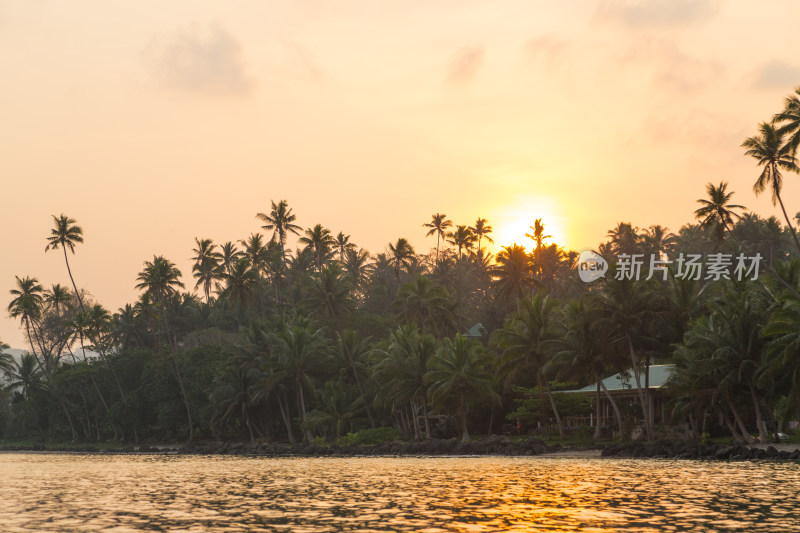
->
191, 238, 222, 303
423, 213, 452, 263
45, 214, 86, 310
447, 225, 476, 260
300, 224, 336, 273
388, 238, 415, 279
470, 217, 494, 255
775, 87, 800, 156
525, 218, 551, 251
742, 121, 800, 253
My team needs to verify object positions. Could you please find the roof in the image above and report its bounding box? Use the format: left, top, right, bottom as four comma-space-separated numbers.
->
465, 322, 485, 337
560, 364, 675, 394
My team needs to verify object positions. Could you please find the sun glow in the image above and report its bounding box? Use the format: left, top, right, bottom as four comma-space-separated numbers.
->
491, 198, 569, 253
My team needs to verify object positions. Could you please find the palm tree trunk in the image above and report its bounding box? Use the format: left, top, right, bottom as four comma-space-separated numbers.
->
542, 377, 565, 440
459, 390, 470, 442
775, 181, 800, 254
599, 378, 624, 435
748, 380, 769, 443
277, 393, 295, 444
297, 383, 313, 442
626, 334, 651, 440
718, 406, 744, 443
594, 381, 602, 440
423, 402, 431, 440
728, 400, 755, 444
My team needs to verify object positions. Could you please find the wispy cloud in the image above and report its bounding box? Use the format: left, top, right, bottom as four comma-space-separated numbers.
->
621, 39, 723, 93
144, 23, 255, 96
752, 60, 800, 90
445, 44, 485, 85
595, 0, 718, 27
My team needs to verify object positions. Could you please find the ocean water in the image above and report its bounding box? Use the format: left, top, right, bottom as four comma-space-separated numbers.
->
0, 453, 798, 532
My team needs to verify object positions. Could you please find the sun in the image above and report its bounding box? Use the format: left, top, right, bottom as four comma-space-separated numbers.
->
490, 199, 569, 252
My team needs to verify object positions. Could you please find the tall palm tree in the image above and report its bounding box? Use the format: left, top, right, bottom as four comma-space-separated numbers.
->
135, 256, 193, 441
219, 257, 259, 312
426, 334, 499, 442
525, 218, 552, 251
241, 233, 270, 276
335, 232, 356, 262
343, 248, 371, 289
470, 217, 494, 254
446, 225, 476, 260
395, 275, 456, 337
495, 293, 566, 439
335, 330, 376, 428
191, 238, 222, 303
299, 224, 336, 273
423, 213, 452, 263
257, 200, 302, 259
388, 238, 416, 279
742, 121, 800, 252
45, 214, 86, 310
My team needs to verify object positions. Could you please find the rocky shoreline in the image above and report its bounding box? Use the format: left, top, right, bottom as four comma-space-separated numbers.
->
3, 436, 799, 461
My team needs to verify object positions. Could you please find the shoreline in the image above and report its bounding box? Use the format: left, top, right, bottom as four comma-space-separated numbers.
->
2, 437, 799, 462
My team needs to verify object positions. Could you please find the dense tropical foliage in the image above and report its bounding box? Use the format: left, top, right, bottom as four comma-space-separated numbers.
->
3, 88, 800, 446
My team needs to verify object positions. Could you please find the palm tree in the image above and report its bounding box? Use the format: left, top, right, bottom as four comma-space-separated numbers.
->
257, 200, 302, 258
135, 255, 194, 441
742, 121, 800, 253
219, 241, 243, 276
446, 225, 476, 260
423, 213, 452, 263
525, 218, 552, 251
300, 224, 336, 273
388, 238, 416, 279
775, 87, 800, 156
219, 257, 259, 312
6, 352, 42, 400
45, 214, 86, 310
343, 248, 371, 289
642, 225, 678, 257
494, 293, 566, 439
306, 263, 354, 319
491, 244, 538, 307
427, 334, 499, 442
470, 217, 494, 254
395, 275, 455, 337
0, 341, 13, 377
335, 232, 356, 262
44, 283, 73, 317
696, 181, 800, 300
191, 238, 222, 303
335, 330, 376, 428
372, 325, 438, 440
605, 222, 640, 255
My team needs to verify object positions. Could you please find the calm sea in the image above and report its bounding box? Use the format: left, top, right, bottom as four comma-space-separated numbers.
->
0, 453, 798, 531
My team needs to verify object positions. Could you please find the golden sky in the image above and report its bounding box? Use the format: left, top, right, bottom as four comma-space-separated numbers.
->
2, 0, 800, 347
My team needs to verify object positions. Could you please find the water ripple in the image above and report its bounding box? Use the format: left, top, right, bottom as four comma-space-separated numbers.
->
0, 454, 798, 532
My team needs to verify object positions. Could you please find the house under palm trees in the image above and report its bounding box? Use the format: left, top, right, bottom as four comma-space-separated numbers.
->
560, 365, 675, 435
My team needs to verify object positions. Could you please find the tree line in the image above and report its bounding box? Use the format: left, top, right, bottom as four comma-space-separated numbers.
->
2, 87, 800, 445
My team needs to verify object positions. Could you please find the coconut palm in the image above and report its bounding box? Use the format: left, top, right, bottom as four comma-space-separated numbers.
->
388, 238, 416, 279
695, 182, 745, 240
0, 341, 13, 377
305, 263, 354, 319
299, 224, 336, 273
742, 121, 800, 253
191, 238, 222, 303
257, 200, 302, 257
471, 217, 494, 254
494, 293, 566, 438
335, 232, 356, 262
219, 257, 259, 312
424, 214, 453, 264
6, 352, 42, 400
45, 214, 87, 310
491, 244, 538, 307
343, 248, 371, 289
334, 330, 376, 427
427, 334, 499, 442
641, 225, 678, 257
219, 241, 243, 276
446, 225, 476, 260
395, 275, 455, 337
775, 87, 800, 156
525, 218, 552, 251
43, 283, 73, 317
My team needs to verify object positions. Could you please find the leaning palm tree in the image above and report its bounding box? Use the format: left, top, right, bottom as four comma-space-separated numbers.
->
423, 213, 452, 263
742, 121, 800, 253
426, 334, 499, 442
45, 214, 86, 310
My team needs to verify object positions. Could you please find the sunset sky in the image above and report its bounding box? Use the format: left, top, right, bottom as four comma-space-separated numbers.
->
2, 0, 800, 347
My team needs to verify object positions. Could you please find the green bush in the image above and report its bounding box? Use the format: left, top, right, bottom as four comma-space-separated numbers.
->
342, 426, 398, 446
